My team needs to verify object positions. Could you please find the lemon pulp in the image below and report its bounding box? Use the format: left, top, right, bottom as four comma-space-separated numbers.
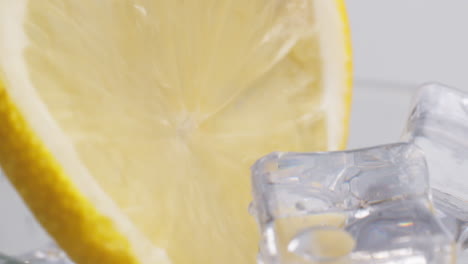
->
0, 0, 351, 263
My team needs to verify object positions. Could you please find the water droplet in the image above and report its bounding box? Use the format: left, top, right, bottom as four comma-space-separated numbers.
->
288, 227, 355, 262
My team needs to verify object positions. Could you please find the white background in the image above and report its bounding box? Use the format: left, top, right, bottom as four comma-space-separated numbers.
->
347, 0, 468, 148
2, 0, 468, 256
348, 0, 468, 89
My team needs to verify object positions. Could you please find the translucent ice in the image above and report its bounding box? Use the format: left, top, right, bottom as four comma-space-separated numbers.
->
250, 143, 455, 264
0, 244, 73, 264
403, 83, 468, 258
15, 243, 73, 264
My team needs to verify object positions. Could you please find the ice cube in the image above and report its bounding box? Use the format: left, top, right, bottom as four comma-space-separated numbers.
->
12, 243, 73, 264
250, 143, 455, 264
403, 83, 468, 253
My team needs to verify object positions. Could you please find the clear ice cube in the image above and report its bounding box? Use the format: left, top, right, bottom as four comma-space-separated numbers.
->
403, 83, 468, 257
15, 243, 73, 264
250, 143, 455, 264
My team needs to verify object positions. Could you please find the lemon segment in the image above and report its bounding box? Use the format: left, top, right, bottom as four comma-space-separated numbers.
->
0, 0, 352, 263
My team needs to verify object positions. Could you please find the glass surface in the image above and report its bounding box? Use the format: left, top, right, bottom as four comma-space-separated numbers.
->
0, 80, 426, 263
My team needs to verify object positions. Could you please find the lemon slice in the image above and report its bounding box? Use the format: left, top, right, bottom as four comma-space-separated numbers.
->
0, 0, 352, 263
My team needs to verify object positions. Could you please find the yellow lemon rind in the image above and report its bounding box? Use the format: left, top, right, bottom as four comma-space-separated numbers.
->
0, 82, 140, 264
336, 0, 353, 149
